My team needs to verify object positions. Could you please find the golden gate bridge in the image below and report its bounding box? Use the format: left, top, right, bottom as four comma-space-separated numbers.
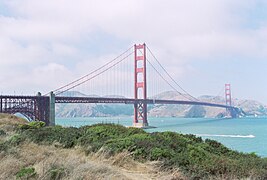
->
0, 43, 243, 128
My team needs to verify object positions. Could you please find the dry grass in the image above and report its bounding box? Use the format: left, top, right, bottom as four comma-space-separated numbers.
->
0, 113, 28, 126
0, 113, 28, 130
0, 114, 187, 179
0, 114, 28, 141
0, 141, 187, 180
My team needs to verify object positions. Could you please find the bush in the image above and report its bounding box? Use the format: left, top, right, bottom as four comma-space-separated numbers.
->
77, 124, 146, 153
0, 141, 8, 152
16, 167, 36, 179
13, 123, 267, 179
9, 134, 24, 146
28, 121, 46, 128
20, 126, 81, 148
150, 147, 174, 160
18, 121, 46, 131
0, 129, 6, 136
48, 165, 68, 180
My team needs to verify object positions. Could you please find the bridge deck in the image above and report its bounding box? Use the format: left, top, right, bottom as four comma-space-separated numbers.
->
0, 95, 233, 109
0, 95, 240, 122
54, 96, 233, 109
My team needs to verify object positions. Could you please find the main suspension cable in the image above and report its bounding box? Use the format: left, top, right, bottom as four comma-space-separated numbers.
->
146, 46, 199, 101
55, 51, 134, 95
45, 46, 133, 95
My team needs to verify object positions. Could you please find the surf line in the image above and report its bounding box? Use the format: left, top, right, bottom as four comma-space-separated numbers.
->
195, 134, 255, 138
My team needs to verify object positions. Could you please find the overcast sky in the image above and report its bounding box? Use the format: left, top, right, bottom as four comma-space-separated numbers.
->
1, 0, 267, 103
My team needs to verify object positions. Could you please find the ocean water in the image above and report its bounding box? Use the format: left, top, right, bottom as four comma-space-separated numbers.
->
56, 117, 267, 157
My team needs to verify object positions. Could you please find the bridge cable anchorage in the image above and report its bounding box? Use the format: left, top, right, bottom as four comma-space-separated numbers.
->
44, 45, 134, 96
146, 46, 200, 102
55, 51, 134, 95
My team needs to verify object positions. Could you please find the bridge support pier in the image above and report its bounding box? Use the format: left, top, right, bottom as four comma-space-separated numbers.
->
133, 101, 148, 128
49, 92, 55, 126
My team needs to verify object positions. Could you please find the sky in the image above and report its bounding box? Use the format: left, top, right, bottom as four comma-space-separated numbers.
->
1, 0, 267, 104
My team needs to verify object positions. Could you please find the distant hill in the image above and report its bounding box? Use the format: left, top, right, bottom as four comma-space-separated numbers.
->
58, 91, 99, 97
55, 91, 267, 118
55, 92, 132, 117
148, 92, 267, 118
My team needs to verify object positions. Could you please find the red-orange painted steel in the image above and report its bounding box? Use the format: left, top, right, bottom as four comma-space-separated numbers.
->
134, 43, 148, 125
225, 83, 232, 116
225, 84, 232, 106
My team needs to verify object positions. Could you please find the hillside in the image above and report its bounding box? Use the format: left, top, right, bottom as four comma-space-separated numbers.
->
56, 91, 267, 118
1, 114, 267, 179
0, 114, 182, 179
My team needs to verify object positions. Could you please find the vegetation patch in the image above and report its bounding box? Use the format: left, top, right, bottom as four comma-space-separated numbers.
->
18, 125, 81, 148
48, 165, 68, 180
17, 124, 267, 179
1, 120, 266, 179
16, 167, 36, 179
0, 113, 28, 125
0, 129, 6, 136
18, 121, 46, 130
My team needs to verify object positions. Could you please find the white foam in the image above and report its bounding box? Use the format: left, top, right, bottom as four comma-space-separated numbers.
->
195, 134, 255, 138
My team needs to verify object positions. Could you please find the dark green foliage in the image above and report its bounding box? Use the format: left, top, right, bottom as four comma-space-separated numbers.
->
48, 165, 68, 180
0, 129, 6, 136
13, 123, 267, 179
78, 124, 146, 153
20, 126, 81, 148
18, 121, 46, 131
204, 138, 231, 155
0, 141, 8, 151
9, 134, 24, 146
16, 167, 36, 179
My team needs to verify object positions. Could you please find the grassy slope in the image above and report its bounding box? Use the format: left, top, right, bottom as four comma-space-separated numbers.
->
1, 113, 267, 179
0, 114, 184, 180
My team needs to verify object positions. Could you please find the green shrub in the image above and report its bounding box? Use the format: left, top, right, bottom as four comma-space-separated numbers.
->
0, 129, 6, 136
20, 126, 81, 148
18, 121, 46, 131
150, 147, 174, 160
12, 123, 267, 179
28, 121, 46, 128
77, 124, 146, 153
9, 134, 24, 146
48, 165, 67, 180
204, 139, 231, 155
16, 167, 36, 179
0, 141, 8, 151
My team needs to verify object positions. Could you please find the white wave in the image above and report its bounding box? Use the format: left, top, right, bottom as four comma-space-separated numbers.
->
195, 134, 255, 138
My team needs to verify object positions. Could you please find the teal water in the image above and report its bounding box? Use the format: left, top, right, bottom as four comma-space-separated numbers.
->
56, 117, 267, 157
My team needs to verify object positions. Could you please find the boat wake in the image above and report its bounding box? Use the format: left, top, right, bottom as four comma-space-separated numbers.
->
195, 134, 255, 138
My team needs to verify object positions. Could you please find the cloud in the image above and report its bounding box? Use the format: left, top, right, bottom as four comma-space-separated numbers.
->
2, 0, 267, 62
1, 0, 267, 102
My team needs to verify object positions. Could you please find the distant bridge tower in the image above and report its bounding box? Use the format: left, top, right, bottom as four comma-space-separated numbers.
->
225, 83, 232, 116
133, 43, 148, 128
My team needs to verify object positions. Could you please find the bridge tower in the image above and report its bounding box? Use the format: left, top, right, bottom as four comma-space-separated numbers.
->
225, 83, 232, 116
133, 43, 148, 128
